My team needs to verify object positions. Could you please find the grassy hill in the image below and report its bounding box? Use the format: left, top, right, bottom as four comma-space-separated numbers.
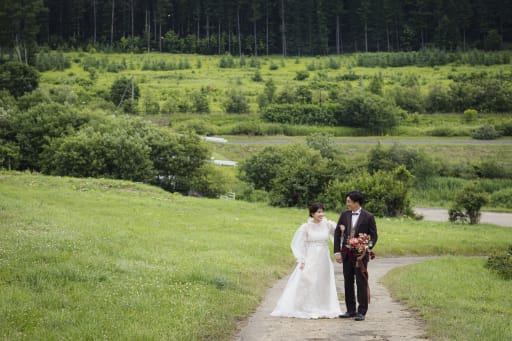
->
1, 171, 512, 339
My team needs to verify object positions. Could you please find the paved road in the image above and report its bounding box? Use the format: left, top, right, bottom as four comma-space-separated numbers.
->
414, 207, 512, 227
224, 137, 512, 145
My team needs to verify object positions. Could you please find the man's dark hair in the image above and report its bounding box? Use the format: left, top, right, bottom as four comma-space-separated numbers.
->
346, 190, 364, 205
308, 202, 324, 217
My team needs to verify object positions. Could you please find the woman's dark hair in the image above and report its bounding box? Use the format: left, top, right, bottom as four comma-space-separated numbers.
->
308, 203, 324, 217
346, 190, 364, 205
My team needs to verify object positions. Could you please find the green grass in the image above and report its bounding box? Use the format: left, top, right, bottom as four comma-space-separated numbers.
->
40, 52, 512, 136
2, 171, 512, 339
382, 257, 512, 341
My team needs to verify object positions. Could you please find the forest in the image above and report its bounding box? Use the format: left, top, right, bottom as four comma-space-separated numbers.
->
1, 0, 512, 63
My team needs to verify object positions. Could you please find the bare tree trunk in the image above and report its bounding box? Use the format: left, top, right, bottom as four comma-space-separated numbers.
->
254, 17, 257, 56
463, 28, 466, 51
218, 22, 221, 54
336, 15, 340, 54
364, 20, 368, 52
110, 0, 115, 47
92, 0, 97, 44
237, 7, 242, 57
280, 0, 286, 57
386, 24, 390, 51
228, 25, 231, 54
130, 0, 134, 47
266, 4, 269, 56
159, 24, 162, 51
146, 10, 150, 53
206, 15, 210, 50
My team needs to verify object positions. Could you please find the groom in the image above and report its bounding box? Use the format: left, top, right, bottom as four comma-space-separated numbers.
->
334, 190, 378, 321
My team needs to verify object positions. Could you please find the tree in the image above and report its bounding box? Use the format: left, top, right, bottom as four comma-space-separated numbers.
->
449, 182, 489, 224
0, 0, 46, 63
0, 62, 40, 98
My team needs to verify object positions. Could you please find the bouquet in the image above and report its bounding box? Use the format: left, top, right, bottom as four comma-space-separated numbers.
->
342, 233, 375, 261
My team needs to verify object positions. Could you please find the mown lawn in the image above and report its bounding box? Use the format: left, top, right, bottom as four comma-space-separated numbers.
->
1, 171, 511, 339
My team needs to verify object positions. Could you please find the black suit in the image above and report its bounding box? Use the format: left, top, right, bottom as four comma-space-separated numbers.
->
333, 208, 378, 316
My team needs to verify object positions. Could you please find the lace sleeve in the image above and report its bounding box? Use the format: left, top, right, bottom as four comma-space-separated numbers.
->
291, 224, 307, 264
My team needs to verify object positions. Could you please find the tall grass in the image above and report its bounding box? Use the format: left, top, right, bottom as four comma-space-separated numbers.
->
2, 171, 512, 339
382, 257, 512, 341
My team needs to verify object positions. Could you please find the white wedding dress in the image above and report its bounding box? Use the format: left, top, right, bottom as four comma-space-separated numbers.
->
271, 218, 342, 319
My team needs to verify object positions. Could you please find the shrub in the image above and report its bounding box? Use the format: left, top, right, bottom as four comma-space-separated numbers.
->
472, 124, 501, 140
490, 188, 512, 208
425, 83, 452, 113
294, 70, 309, 81
223, 89, 250, 114
110, 76, 140, 107
320, 166, 414, 217
485, 245, 512, 280
449, 182, 489, 224
0, 62, 40, 98
463, 109, 478, 122
191, 88, 210, 113
251, 70, 263, 82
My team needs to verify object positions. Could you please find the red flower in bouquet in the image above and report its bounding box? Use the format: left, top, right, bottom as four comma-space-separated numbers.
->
343, 233, 375, 260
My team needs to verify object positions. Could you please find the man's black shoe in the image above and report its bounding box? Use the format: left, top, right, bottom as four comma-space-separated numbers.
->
338, 312, 356, 318
354, 313, 365, 321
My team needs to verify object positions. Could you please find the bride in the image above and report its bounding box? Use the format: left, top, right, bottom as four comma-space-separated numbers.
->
271, 203, 342, 319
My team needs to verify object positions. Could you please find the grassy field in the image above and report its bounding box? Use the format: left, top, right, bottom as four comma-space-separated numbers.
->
40, 52, 512, 135
1, 171, 512, 340
382, 257, 512, 340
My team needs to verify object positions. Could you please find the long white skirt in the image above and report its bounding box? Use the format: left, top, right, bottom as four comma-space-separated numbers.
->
270, 243, 341, 319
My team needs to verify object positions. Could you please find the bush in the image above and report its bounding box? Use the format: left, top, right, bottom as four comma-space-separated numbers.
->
110, 76, 140, 108
463, 109, 478, 122
223, 89, 250, 113
449, 182, 489, 224
367, 143, 438, 183
485, 245, 512, 280
294, 70, 309, 81
320, 166, 414, 217
0, 62, 40, 98
472, 124, 501, 140
425, 83, 452, 113
490, 188, 512, 208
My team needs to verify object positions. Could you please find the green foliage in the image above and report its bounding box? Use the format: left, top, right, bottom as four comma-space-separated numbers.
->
449, 182, 489, 224
367, 74, 383, 95
11, 103, 91, 170
294, 70, 309, 81
425, 83, 452, 113
321, 166, 414, 216
223, 89, 249, 114
219, 53, 235, 68
471, 124, 501, 140
486, 245, 512, 280
368, 143, 439, 183
490, 188, 512, 209
449, 79, 512, 113
0, 62, 40, 98
190, 88, 210, 113
463, 109, 478, 122
35, 51, 71, 71
389, 85, 424, 113
41, 125, 154, 182
267, 145, 332, 208
110, 76, 140, 108
305, 132, 337, 159
336, 92, 401, 134
251, 70, 263, 82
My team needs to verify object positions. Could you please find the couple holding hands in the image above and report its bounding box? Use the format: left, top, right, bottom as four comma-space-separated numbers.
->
271, 190, 378, 321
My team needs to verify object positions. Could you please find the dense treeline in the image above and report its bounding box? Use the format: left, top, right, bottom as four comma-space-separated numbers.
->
1, 0, 512, 62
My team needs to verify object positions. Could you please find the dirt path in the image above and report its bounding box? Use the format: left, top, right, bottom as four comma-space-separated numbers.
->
234, 257, 431, 341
